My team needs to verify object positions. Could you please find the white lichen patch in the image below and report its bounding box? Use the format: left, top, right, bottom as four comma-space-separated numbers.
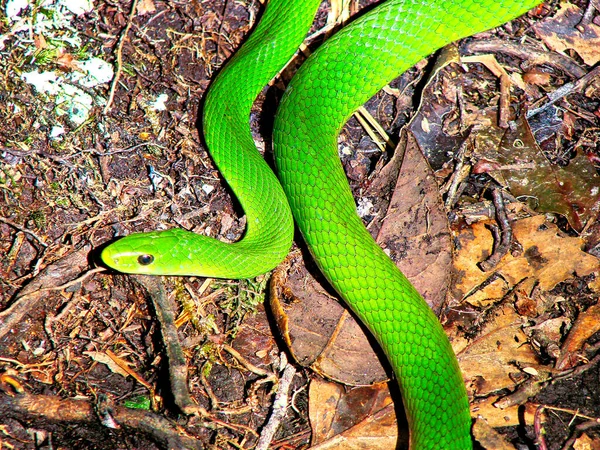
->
4, 0, 113, 127
71, 57, 114, 88
5, 0, 30, 19
50, 125, 65, 138
57, 0, 94, 16
55, 84, 95, 125
21, 70, 61, 95
150, 93, 169, 111
356, 197, 374, 218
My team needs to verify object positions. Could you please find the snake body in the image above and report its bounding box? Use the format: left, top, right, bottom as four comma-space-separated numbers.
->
102, 1, 540, 447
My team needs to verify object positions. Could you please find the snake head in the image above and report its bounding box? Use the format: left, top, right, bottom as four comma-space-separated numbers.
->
100, 229, 219, 277
100, 228, 274, 278
101, 230, 173, 275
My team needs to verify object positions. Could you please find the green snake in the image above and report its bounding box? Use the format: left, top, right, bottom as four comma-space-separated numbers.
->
101, 1, 540, 447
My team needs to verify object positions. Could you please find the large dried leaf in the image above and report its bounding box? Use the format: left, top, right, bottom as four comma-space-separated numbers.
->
270, 132, 452, 385
556, 301, 600, 370
533, 3, 600, 66
484, 117, 600, 231
453, 215, 600, 306
407, 44, 467, 170
458, 304, 539, 397
374, 131, 452, 314
84, 351, 130, 378
471, 400, 538, 432
406, 28, 600, 232
270, 252, 389, 386
308, 378, 403, 449
455, 305, 542, 432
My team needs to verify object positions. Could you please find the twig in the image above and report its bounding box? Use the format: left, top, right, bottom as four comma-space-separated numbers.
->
444, 133, 472, 209
0, 216, 48, 247
0, 247, 93, 340
527, 66, 600, 119
562, 419, 600, 450
36, 267, 106, 293
221, 344, 275, 380
480, 188, 514, 271
131, 276, 261, 439
577, 0, 600, 29
463, 40, 586, 79
132, 275, 198, 415
531, 403, 600, 450
103, 0, 140, 114
255, 355, 297, 450
498, 67, 511, 128
534, 405, 549, 450
354, 106, 396, 152
0, 392, 203, 450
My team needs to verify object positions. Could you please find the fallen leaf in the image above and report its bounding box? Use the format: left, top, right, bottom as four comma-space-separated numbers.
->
459, 304, 539, 397
534, 3, 600, 66
136, 0, 156, 15
572, 432, 600, 450
408, 45, 469, 170
556, 301, 600, 370
485, 117, 600, 231
471, 399, 537, 429
270, 252, 389, 386
84, 351, 130, 378
230, 305, 278, 368
56, 52, 78, 71
270, 131, 453, 384
308, 378, 403, 449
453, 215, 600, 306
373, 131, 453, 314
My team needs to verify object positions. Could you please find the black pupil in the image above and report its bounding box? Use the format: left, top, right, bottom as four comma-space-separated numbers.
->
138, 254, 154, 265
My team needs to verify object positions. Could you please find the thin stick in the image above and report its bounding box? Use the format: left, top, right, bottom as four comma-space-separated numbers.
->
0, 216, 48, 247
104, 0, 140, 114
255, 356, 297, 450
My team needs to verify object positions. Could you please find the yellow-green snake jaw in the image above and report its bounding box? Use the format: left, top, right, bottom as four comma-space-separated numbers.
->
102, 1, 541, 447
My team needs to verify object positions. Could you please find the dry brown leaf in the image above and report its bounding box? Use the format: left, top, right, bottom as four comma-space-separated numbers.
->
270, 252, 388, 386
34, 33, 48, 51
230, 305, 278, 368
459, 304, 539, 397
84, 351, 130, 378
556, 301, 600, 370
453, 215, 600, 306
308, 378, 403, 449
408, 47, 471, 170
472, 399, 537, 430
533, 3, 600, 66
375, 131, 452, 314
57, 52, 78, 71
483, 116, 600, 232
270, 131, 452, 385
136, 0, 156, 15
572, 433, 600, 450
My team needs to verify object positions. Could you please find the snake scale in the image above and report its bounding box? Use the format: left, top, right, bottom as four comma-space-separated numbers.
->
102, 1, 540, 447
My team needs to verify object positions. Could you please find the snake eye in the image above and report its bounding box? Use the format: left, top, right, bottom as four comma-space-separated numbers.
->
138, 254, 154, 265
